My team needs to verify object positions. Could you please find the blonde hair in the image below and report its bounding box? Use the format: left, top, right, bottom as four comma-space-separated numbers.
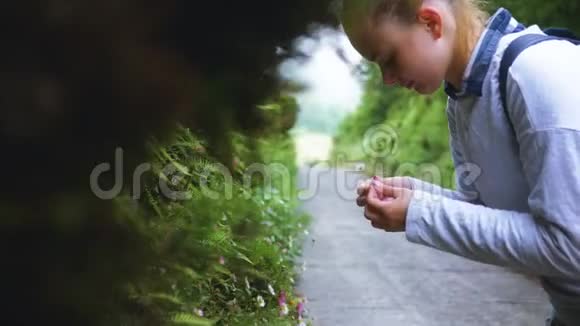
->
340, 0, 489, 65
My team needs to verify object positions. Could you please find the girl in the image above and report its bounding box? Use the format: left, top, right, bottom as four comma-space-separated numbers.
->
344, 0, 580, 325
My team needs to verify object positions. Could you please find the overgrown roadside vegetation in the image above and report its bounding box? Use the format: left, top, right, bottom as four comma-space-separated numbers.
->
100, 98, 312, 325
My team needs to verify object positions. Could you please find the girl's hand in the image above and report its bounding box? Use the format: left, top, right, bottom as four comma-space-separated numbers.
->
356, 176, 413, 207
363, 180, 412, 232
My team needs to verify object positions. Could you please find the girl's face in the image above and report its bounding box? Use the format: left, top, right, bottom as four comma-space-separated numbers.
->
348, 8, 454, 94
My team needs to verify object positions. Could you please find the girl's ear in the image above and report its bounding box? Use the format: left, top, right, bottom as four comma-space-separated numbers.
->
416, 7, 443, 39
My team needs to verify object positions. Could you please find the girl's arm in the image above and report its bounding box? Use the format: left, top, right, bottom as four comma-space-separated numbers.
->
404, 40, 580, 278
405, 129, 580, 279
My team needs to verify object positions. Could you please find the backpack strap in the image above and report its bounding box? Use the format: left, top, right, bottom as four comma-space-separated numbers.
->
499, 29, 580, 135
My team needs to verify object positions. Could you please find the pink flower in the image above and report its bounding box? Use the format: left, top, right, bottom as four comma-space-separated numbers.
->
297, 300, 305, 319
277, 291, 289, 316
277, 290, 286, 306
219, 256, 225, 265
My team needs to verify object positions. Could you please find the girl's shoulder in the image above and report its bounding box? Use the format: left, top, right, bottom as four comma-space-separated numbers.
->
497, 24, 579, 71
501, 30, 580, 132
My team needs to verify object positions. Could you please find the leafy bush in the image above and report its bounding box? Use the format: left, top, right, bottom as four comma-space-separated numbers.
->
100, 119, 311, 325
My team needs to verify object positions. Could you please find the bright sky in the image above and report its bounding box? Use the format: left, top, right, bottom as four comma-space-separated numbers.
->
278, 27, 364, 134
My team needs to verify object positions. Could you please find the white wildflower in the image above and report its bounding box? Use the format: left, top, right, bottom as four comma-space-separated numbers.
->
256, 295, 265, 308
268, 283, 276, 296
279, 303, 289, 316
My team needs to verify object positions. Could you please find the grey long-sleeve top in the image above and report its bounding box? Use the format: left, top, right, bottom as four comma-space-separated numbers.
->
404, 8, 580, 324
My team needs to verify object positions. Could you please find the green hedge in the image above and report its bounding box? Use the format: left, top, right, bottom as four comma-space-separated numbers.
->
95, 126, 310, 325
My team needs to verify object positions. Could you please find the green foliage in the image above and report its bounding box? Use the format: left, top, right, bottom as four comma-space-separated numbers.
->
171, 313, 215, 325
332, 64, 455, 188
1, 86, 310, 324
103, 126, 311, 326
488, 1, 580, 34
258, 96, 299, 135
0, 0, 333, 318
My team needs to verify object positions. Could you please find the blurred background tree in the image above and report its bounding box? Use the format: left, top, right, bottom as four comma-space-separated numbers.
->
489, 1, 580, 33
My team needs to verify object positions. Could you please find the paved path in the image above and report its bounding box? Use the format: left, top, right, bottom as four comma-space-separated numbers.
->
296, 166, 551, 326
